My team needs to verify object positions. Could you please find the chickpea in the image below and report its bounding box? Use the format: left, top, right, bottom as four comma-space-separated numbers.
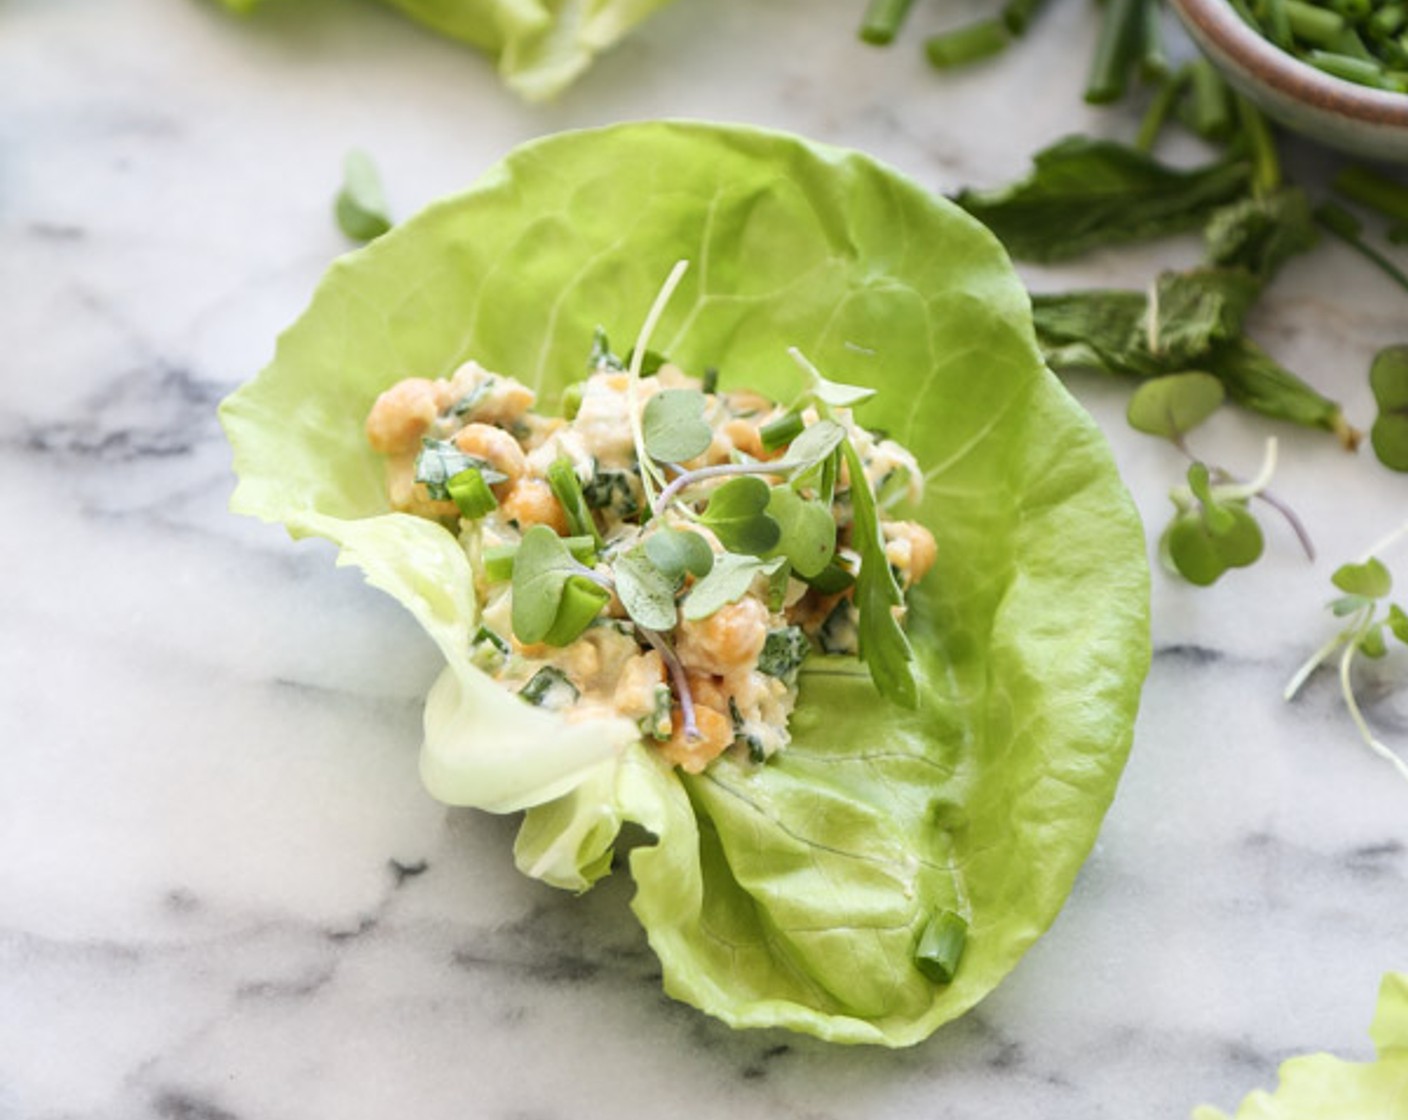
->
498, 477, 569, 535
453, 423, 528, 487
613, 652, 666, 720
657, 706, 733, 774
365, 378, 443, 455
676, 596, 768, 676
723, 418, 764, 459
883, 520, 938, 587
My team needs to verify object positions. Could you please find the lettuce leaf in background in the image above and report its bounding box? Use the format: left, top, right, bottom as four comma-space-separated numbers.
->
213, 0, 674, 101
1193, 972, 1408, 1119
220, 120, 1151, 1044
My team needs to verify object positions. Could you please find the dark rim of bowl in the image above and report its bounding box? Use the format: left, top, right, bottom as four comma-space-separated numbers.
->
1171, 0, 1408, 127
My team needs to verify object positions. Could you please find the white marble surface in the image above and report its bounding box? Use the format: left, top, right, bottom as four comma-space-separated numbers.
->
3, 0, 1407, 1117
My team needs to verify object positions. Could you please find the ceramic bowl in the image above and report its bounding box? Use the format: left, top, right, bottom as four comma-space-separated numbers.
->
1169, 0, 1408, 161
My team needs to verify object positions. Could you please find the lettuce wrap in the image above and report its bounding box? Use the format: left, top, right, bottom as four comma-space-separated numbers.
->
220, 120, 1152, 1045
213, 0, 675, 101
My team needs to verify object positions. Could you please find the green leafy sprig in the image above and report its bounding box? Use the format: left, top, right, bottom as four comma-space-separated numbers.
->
1284, 523, 1408, 784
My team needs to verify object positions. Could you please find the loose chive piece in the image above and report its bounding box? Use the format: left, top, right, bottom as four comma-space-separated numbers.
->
1308, 48, 1399, 87
1185, 57, 1235, 140
1284, 0, 1346, 44
483, 543, 518, 584
447, 467, 497, 520
547, 458, 604, 549
915, 910, 969, 985
925, 19, 1012, 68
1085, 0, 1143, 103
1002, 0, 1049, 36
561, 381, 585, 420
1140, 0, 1171, 78
760, 411, 806, 451
859, 0, 917, 45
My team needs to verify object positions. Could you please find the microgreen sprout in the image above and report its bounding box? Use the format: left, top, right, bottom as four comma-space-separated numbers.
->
627, 259, 691, 510
1369, 344, 1408, 472
1129, 375, 1312, 584
1284, 520, 1408, 784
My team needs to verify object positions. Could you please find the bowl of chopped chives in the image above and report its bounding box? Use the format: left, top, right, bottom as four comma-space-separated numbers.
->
1168, 0, 1408, 159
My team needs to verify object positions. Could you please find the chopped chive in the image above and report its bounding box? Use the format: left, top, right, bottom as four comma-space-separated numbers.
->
547, 457, 604, 549
1085, 0, 1143, 103
1285, 0, 1346, 44
1001, 0, 1049, 36
1331, 27, 1376, 61
1335, 165, 1408, 224
1139, 0, 1171, 78
1371, 4, 1407, 35
859, 0, 917, 45
473, 625, 511, 656
1261, 0, 1294, 48
915, 910, 969, 985
447, 467, 497, 520
518, 666, 578, 708
760, 411, 805, 451
1330, 0, 1372, 20
1308, 48, 1398, 85
483, 543, 518, 584
542, 577, 611, 646
561, 381, 584, 420
925, 19, 1012, 68
701, 366, 719, 395
1185, 58, 1234, 140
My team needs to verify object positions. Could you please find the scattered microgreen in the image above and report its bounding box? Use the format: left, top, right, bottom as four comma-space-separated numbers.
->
772, 417, 847, 471
697, 477, 782, 555
334, 149, 393, 243
841, 437, 918, 707
414, 438, 507, 499
1126, 372, 1226, 445
1163, 460, 1265, 586
682, 554, 785, 621
764, 486, 837, 578
1285, 526, 1408, 784
613, 546, 681, 632
1369, 345, 1408, 472
510, 525, 611, 646
644, 526, 715, 581
642, 389, 713, 463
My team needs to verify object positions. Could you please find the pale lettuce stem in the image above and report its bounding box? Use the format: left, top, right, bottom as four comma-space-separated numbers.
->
628, 260, 690, 509
1338, 613, 1408, 784
641, 628, 699, 741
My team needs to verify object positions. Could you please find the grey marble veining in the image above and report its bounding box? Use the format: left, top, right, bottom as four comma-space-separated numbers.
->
3, 0, 1407, 1117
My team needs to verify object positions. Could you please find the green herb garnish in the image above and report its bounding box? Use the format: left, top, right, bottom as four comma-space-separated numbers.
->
510, 525, 611, 646
1370, 344, 1408, 471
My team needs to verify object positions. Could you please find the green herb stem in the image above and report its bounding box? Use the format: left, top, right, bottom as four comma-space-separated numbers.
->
859, 0, 917, 44
1235, 95, 1282, 195
1136, 66, 1191, 152
1316, 202, 1408, 293
1334, 165, 1408, 225
925, 19, 1011, 68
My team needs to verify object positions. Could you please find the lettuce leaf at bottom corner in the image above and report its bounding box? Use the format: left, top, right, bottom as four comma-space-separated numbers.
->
1194, 972, 1408, 1119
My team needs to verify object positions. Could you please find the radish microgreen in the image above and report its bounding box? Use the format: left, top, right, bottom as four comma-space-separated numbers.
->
1370, 345, 1408, 472
1284, 524, 1408, 784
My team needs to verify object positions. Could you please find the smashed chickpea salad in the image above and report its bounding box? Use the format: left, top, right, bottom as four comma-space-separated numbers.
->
364, 332, 936, 776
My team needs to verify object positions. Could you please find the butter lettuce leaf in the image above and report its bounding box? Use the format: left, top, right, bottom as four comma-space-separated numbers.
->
1193, 972, 1408, 1119
213, 0, 674, 101
221, 121, 1151, 1045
